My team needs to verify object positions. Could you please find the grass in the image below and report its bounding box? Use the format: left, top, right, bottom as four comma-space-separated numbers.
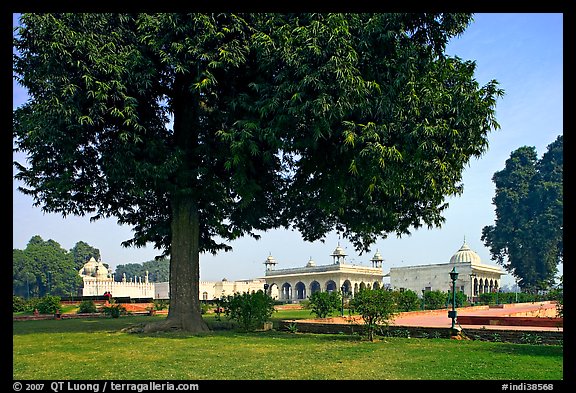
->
13, 313, 563, 381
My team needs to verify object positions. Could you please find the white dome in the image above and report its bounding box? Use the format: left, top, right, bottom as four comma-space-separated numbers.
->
331, 244, 347, 257
372, 250, 383, 261
306, 257, 316, 267
79, 257, 109, 278
80, 257, 99, 276
450, 241, 481, 265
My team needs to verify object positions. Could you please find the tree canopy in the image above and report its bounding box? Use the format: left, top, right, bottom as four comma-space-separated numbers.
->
12, 235, 85, 298
13, 13, 503, 332
481, 135, 563, 291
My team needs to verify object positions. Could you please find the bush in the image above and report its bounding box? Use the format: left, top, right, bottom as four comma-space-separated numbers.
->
13, 295, 27, 312
393, 289, 419, 312
308, 291, 341, 318
153, 299, 169, 311
221, 290, 276, 332
37, 295, 61, 314
425, 290, 448, 310
78, 300, 98, 313
101, 300, 126, 318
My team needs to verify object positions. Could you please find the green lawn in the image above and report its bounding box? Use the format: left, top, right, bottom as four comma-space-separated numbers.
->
13, 313, 563, 381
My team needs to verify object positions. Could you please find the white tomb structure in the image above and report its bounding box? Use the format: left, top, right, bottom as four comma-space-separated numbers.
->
387, 239, 506, 301
79, 257, 155, 298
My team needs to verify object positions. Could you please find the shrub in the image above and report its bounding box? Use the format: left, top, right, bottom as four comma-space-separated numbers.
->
101, 300, 126, 318
37, 295, 61, 314
308, 291, 341, 318
425, 290, 448, 310
78, 300, 98, 313
153, 299, 169, 311
221, 290, 276, 332
13, 295, 27, 312
393, 289, 419, 312
25, 297, 42, 313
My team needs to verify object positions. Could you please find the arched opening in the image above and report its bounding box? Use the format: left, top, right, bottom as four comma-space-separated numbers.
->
281, 283, 292, 301
326, 280, 337, 293
295, 282, 306, 300
310, 281, 321, 296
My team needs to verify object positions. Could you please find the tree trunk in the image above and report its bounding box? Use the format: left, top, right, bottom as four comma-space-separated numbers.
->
143, 195, 210, 333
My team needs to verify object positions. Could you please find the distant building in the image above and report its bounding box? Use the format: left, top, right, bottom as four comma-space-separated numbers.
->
387, 240, 506, 301
79, 257, 155, 298
154, 278, 266, 301
80, 239, 503, 303
262, 244, 385, 302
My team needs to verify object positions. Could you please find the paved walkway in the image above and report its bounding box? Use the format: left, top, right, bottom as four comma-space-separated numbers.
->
299, 301, 562, 332
388, 301, 562, 331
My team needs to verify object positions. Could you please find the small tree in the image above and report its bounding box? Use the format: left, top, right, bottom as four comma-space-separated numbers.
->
223, 290, 276, 332
308, 291, 341, 318
548, 275, 563, 318
350, 289, 397, 341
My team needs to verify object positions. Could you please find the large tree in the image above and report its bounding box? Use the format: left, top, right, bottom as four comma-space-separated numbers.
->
13, 13, 503, 332
70, 241, 101, 271
481, 135, 563, 291
13, 235, 83, 298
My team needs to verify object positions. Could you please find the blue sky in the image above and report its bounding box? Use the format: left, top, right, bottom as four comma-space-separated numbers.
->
12, 13, 563, 287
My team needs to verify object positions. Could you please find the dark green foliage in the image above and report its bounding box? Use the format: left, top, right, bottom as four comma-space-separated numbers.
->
153, 299, 169, 311
114, 259, 170, 282
350, 288, 397, 341
548, 276, 563, 318
101, 301, 127, 318
13, 236, 93, 298
78, 300, 98, 313
13, 296, 28, 312
37, 295, 61, 314
423, 290, 447, 310
482, 135, 563, 291
451, 290, 468, 307
221, 290, 276, 332
393, 289, 419, 312
308, 291, 341, 318
13, 13, 503, 332
70, 242, 101, 271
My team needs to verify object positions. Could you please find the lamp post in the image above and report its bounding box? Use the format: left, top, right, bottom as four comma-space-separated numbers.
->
340, 285, 345, 316
264, 283, 269, 295
448, 267, 459, 333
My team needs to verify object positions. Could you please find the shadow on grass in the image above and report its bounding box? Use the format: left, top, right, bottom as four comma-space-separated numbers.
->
13, 315, 368, 344
475, 341, 563, 357
12, 315, 163, 335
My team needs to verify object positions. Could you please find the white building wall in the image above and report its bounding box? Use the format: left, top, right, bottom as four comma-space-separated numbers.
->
82, 279, 155, 298
389, 261, 505, 299
155, 279, 267, 300
390, 262, 472, 296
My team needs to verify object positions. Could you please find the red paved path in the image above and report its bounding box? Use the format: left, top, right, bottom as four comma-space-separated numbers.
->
300, 301, 562, 332
389, 301, 561, 331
